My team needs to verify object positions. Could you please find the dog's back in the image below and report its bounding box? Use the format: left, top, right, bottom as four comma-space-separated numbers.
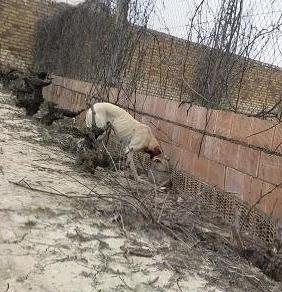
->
88, 103, 138, 142
87, 103, 135, 126
87, 102, 160, 152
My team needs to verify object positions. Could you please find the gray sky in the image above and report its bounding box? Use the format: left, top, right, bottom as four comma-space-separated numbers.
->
55, 0, 282, 67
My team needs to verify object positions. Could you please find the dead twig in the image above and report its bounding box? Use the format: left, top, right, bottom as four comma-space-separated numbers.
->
246, 121, 280, 139
147, 276, 159, 286
157, 191, 170, 223
231, 208, 244, 253
124, 246, 154, 258
119, 276, 134, 291
4, 232, 28, 244
176, 277, 183, 292
9, 180, 90, 199
101, 140, 118, 172
241, 182, 282, 231
181, 74, 211, 104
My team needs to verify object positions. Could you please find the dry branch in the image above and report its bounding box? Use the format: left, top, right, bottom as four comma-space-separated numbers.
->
9, 180, 91, 199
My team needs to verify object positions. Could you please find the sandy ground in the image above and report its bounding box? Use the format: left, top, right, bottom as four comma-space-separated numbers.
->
0, 90, 222, 292
1, 88, 282, 292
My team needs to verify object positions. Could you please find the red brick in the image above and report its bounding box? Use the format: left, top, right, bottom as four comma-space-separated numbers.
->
186, 105, 207, 131
237, 146, 260, 177
230, 113, 251, 143
178, 150, 196, 173
205, 110, 217, 134
170, 146, 185, 169
193, 156, 209, 182
142, 96, 158, 115
218, 140, 239, 169
272, 123, 282, 154
207, 160, 226, 189
156, 120, 174, 144
261, 183, 282, 218
149, 119, 159, 136
258, 153, 282, 185
214, 110, 234, 138
243, 177, 263, 205
189, 131, 204, 156
131, 93, 147, 112
175, 104, 190, 124
178, 127, 192, 149
224, 167, 251, 198
171, 126, 181, 147
154, 98, 167, 118
164, 99, 179, 122
248, 118, 275, 150
203, 136, 220, 162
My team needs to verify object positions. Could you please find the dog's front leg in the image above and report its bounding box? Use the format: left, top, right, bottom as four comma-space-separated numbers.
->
96, 122, 111, 141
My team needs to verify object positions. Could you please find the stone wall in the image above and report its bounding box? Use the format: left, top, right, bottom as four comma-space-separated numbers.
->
43, 75, 282, 220
0, 0, 61, 71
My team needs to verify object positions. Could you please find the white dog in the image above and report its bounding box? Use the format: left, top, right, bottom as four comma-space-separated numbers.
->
85, 102, 168, 180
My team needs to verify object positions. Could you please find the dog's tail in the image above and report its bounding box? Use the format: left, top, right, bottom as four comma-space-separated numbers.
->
85, 104, 96, 128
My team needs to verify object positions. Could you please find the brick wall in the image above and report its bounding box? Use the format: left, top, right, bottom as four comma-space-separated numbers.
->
29, 2, 282, 115
0, 0, 61, 71
0, 0, 282, 113
126, 31, 282, 114
43, 75, 282, 220
1, 0, 281, 114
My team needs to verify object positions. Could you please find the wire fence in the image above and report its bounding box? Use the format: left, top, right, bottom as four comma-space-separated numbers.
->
38, 0, 282, 119
54, 0, 282, 67
148, 0, 282, 68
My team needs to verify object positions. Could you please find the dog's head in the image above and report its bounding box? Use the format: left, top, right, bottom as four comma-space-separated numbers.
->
146, 146, 162, 159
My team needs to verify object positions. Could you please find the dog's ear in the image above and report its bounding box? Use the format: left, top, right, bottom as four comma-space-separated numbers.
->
154, 146, 162, 156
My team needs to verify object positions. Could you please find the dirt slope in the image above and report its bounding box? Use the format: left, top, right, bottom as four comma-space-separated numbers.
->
0, 90, 218, 292
1, 89, 281, 292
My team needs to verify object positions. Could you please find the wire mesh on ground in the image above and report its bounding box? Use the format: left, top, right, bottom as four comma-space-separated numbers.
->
106, 136, 278, 247
74, 133, 282, 283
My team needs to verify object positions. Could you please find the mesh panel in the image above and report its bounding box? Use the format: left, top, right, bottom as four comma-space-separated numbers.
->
104, 135, 278, 246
